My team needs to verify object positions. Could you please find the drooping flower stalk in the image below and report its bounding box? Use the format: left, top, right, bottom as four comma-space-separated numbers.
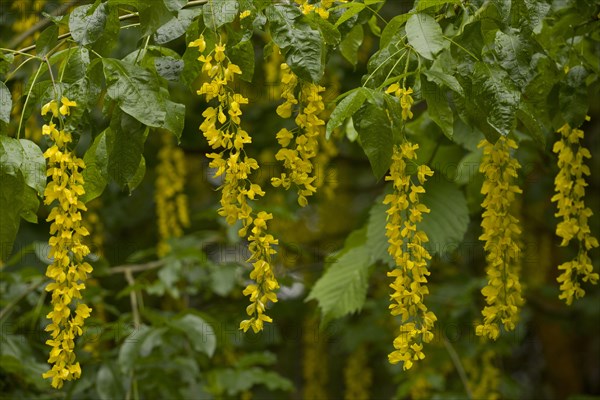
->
272, 63, 326, 206
476, 137, 524, 340
552, 123, 599, 304
155, 131, 189, 257
385, 142, 437, 370
41, 97, 92, 389
192, 36, 279, 332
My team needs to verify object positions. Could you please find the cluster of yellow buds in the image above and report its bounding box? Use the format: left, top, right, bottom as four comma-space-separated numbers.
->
40, 97, 93, 389
552, 123, 599, 304
344, 345, 372, 400
384, 142, 437, 370
295, 0, 346, 19
272, 63, 326, 207
155, 131, 190, 257
240, 211, 279, 332
386, 84, 414, 121
302, 315, 329, 399
467, 350, 501, 400
476, 137, 524, 340
192, 35, 279, 331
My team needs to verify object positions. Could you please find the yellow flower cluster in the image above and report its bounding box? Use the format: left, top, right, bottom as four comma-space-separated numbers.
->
40, 98, 93, 389
302, 316, 329, 399
295, 0, 338, 19
192, 36, 279, 331
272, 63, 326, 207
552, 123, 599, 304
344, 345, 372, 400
264, 46, 284, 100
240, 211, 279, 332
386, 84, 414, 121
467, 350, 501, 400
476, 137, 524, 340
384, 143, 436, 370
155, 131, 190, 257
83, 199, 104, 257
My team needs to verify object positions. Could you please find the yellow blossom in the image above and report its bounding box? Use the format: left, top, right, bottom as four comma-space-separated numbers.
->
552, 123, 599, 304
344, 345, 372, 400
40, 98, 92, 389
240, 10, 251, 19
475, 137, 524, 340
155, 131, 190, 257
386, 84, 414, 120
385, 143, 436, 370
194, 38, 279, 331
272, 63, 325, 206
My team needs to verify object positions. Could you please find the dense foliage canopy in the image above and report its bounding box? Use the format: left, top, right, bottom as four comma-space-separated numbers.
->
1, 0, 599, 398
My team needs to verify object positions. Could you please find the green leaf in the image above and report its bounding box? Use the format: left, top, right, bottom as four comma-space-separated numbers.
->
492, 29, 531, 87
326, 88, 367, 139
559, 66, 589, 128
415, 0, 460, 12
170, 314, 216, 357
353, 96, 393, 180
266, 4, 324, 82
82, 130, 109, 203
163, 100, 186, 139
69, 4, 109, 46
211, 367, 294, 396
422, 79, 454, 139
334, 2, 367, 27
305, 13, 341, 46
0, 173, 23, 262
118, 325, 152, 372
227, 40, 255, 82
306, 228, 371, 322
419, 179, 469, 256
164, 0, 186, 12
204, 0, 239, 31
366, 195, 395, 267
35, 25, 58, 57
139, 1, 176, 36
102, 58, 166, 127
340, 24, 364, 66
405, 13, 445, 60
0, 81, 11, 123
154, 56, 184, 82
423, 68, 463, 96
107, 112, 149, 191
380, 13, 411, 49
154, 8, 203, 44
18, 139, 46, 195
96, 364, 126, 400
57, 47, 91, 84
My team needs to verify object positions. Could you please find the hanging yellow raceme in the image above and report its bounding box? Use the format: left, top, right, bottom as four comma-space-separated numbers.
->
40, 97, 93, 389
476, 137, 524, 340
344, 345, 372, 400
155, 131, 190, 257
466, 350, 501, 400
385, 142, 437, 370
552, 123, 599, 305
191, 35, 279, 332
303, 315, 329, 400
272, 63, 326, 207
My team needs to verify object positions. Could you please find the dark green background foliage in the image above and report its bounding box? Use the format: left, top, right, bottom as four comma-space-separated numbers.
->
1, 0, 599, 398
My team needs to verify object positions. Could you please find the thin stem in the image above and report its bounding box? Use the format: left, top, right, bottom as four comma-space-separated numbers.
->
124, 269, 140, 328
443, 337, 474, 400
443, 36, 480, 61
59, 44, 74, 83
0, 278, 46, 321
15, 1, 209, 54
44, 56, 59, 100
17, 61, 44, 139
362, 47, 405, 88
107, 260, 164, 275
4, 56, 36, 83
0, 48, 39, 59
402, 48, 412, 88
134, 35, 151, 65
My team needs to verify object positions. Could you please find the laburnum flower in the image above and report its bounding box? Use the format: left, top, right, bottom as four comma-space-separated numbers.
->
155, 131, 190, 257
239, 211, 279, 333
193, 36, 279, 331
344, 345, 372, 400
476, 137, 524, 340
302, 315, 329, 399
272, 63, 326, 207
552, 123, 599, 305
294, 0, 343, 19
40, 98, 93, 389
386, 84, 414, 120
385, 142, 437, 370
